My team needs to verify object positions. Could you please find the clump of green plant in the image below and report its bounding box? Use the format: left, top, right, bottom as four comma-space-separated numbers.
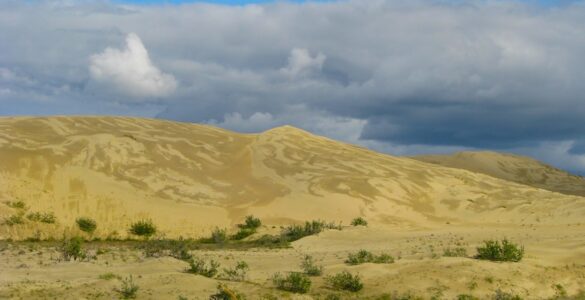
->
209, 283, 245, 300
76, 217, 97, 234
115, 275, 139, 299
492, 289, 522, 300
552, 284, 568, 298
26, 212, 56, 224
475, 239, 524, 262
98, 272, 120, 280
443, 247, 468, 257
456, 295, 479, 300
61, 236, 86, 261
4, 214, 24, 226
129, 220, 157, 239
345, 249, 394, 265
186, 257, 220, 278
325, 271, 363, 292
351, 217, 368, 226
281, 220, 341, 242
221, 261, 249, 281
5, 200, 26, 209
241, 215, 262, 229
272, 272, 311, 294
212, 227, 228, 244
300, 255, 323, 276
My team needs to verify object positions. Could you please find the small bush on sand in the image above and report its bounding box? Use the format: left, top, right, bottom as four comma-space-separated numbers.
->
443, 247, 468, 257
61, 236, 86, 261
4, 214, 24, 226
272, 272, 311, 294
27, 212, 57, 224
300, 255, 323, 276
282, 220, 341, 242
492, 289, 522, 300
475, 239, 524, 262
457, 294, 479, 300
351, 217, 368, 226
129, 220, 157, 239
186, 257, 220, 278
115, 275, 139, 299
98, 272, 120, 280
325, 271, 363, 292
345, 249, 394, 265
232, 228, 256, 240
209, 283, 245, 300
5, 200, 26, 209
221, 261, 249, 281
212, 227, 228, 244
241, 215, 262, 229
76, 217, 97, 234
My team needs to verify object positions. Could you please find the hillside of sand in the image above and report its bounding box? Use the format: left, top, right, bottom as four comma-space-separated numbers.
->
1, 117, 585, 240
413, 151, 585, 197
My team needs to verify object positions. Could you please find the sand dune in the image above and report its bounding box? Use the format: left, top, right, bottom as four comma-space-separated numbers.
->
414, 151, 585, 197
1, 116, 584, 240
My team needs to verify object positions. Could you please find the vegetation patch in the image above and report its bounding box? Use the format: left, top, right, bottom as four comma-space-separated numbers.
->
5, 200, 26, 210
209, 283, 245, 300
475, 239, 524, 262
443, 247, 468, 257
300, 255, 323, 276
76, 217, 97, 234
325, 271, 363, 292
4, 214, 24, 226
129, 220, 157, 239
221, 261, 249, 281
26, 212, 56, 224
351, 217, 368, 226
272, 272, 312, 294
115, 275, 139, 299
186, 256, 220, 278
345, 249, 394, 265
98, 272, 120, 280
281, 220, 342, 242
60, 236, 86, 261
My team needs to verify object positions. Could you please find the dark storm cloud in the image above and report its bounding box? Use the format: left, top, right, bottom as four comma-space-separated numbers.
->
1, 0, 585, 172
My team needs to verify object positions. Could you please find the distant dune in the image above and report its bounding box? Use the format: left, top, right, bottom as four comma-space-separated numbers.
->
413, 151, 585, 197
1, 117, 585, 240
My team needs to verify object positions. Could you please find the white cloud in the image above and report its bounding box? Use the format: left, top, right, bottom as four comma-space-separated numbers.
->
89, 33, 177, 99
281, 48, 326, 78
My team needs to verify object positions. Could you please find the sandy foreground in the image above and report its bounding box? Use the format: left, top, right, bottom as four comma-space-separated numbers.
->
1, 224, 585, 300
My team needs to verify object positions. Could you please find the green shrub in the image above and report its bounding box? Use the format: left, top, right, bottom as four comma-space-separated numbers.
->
76, 217, 97, 234
443, 247, 467, 257
457, 295, 479, 300
129, 220, 157, 239
300, 255, 323, 276
345, 249, 394, 265
325, 271, 363, 292
27, 212, 57, 224
281, 220, 341, 242
116, 275, 139, 299
209, 283, 245, 300
241, 215, 262, 229
212, 227, 228, 244
4, 214, 24, 226
5, 200, 26, 209
61, 237, 86, 261
231, 227, 256, 240
272, 272, 311, 293
186, 257, 220, 278
221, 261, 249, 281
475, 239, 524, 262
98, 272, 120, 280
351, 217, 368, 226
492, 289, 522, 300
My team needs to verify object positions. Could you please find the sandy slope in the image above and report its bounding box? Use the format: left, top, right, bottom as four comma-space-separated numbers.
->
1, 116, 585, 240
413, 151, 585, 197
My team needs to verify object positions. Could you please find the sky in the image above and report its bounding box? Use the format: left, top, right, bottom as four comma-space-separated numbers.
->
2, 0, 585, 175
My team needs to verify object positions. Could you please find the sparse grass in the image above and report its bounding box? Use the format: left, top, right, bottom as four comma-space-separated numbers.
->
209, 283, 245, 300
115, 275, 139, 299
98, 272, 120, 280
475, 239, 524, 262
186, 256, 220, 278
231, 228, 256, 240
76, 217, 97, 234
26, 212, 56, 224
272, 272, 312, 293
492, 289, 522, 300
5, 200, 26, 209
241, 215, 262, 230
4, 214, 24, 226
325, 271, 363, 292
443, 247, 467, 257
281, 220, 341, 242
221, 261, 249, 281
456, 295, 479, 300
345, 249, 394, 265
128, 220, 157, 239
300, 255, 323, 276
60, 236, 86, 261
351, 217, 368, 226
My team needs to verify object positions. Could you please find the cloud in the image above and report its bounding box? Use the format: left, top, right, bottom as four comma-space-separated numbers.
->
281, 48, 326, 78
89, 33, 177, 99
